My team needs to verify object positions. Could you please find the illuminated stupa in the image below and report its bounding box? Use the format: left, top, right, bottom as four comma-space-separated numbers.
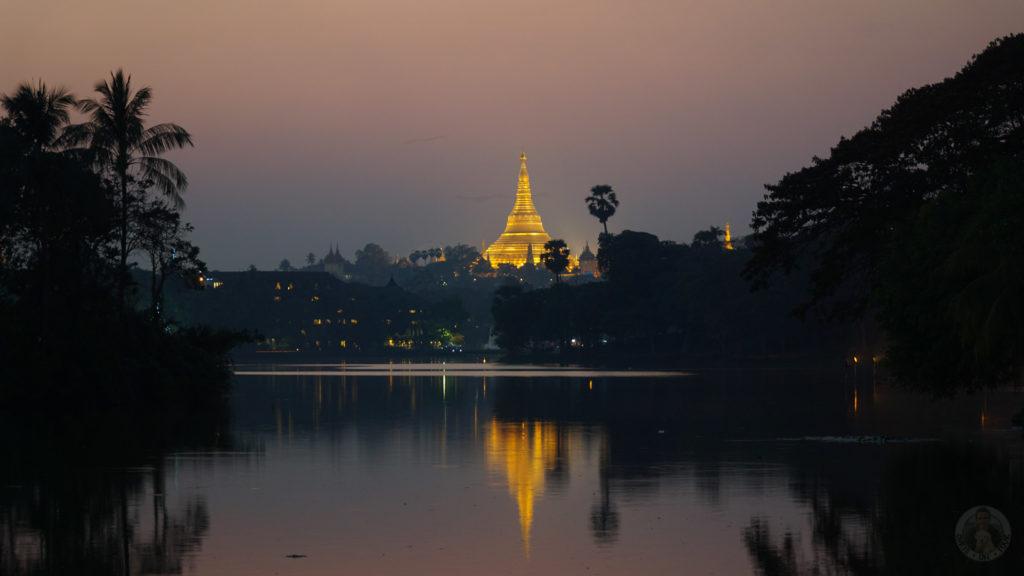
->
484, 151, 552, 267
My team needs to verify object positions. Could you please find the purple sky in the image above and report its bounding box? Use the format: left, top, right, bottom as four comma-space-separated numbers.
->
3, 1, 1022, 270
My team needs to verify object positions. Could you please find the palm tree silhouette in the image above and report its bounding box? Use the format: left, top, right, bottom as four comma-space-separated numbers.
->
585, 185, 619, 235
1, 80, 76, 153
541, 239, 570, 283
73, 69, 193, 304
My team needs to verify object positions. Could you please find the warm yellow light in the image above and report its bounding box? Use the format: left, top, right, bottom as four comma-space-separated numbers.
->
485, 419, 560, 558
483, 152, 553, 268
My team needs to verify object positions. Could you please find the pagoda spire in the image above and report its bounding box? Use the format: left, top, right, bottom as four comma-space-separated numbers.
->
483, 151, 553, 267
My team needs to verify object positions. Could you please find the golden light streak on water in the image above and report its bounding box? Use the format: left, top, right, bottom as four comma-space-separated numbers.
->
485, 419, 561, 558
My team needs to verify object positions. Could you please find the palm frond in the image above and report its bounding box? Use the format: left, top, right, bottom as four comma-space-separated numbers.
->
126, 86, 152, 120
137, 156, 188, 207
138, 123, 193, 156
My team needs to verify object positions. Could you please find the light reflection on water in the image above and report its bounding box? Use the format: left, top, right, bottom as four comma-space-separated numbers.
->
233, 361, 688, 378
3, 365, 1024, 575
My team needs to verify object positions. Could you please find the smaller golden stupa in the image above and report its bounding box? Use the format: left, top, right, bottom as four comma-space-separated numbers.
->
484, 151, 552, 267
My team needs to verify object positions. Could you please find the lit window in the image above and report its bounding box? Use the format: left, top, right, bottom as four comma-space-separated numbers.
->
350, 318, 359, 324
273, 295, 281, 302
275, 282, 281, 290
287, 283, 294, 290
313, 318, 323, 325
311, 295, 320, 302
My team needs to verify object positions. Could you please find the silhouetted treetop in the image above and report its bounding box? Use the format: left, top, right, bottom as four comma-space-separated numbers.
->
745, 33, 1024, 321
586, 185, 619, 235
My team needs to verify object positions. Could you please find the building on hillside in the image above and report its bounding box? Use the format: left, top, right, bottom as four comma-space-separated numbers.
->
324, 244, 346, 278
483, 151, 553, 267
577, 242, 598, 277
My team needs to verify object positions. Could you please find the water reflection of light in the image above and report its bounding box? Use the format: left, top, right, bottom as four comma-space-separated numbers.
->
485, 419, 561, 558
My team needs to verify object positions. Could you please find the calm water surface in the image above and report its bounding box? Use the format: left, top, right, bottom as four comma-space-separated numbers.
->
4, 362, 1024, 575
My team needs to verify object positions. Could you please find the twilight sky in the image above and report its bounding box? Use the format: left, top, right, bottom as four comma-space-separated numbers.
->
2, 1, 1022, 270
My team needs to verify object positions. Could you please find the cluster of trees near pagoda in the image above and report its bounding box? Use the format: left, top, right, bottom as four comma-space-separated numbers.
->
493, 34, 1024, 394
0, 70, 240, 420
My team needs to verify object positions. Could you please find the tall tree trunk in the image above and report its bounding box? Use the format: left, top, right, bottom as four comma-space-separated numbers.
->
119, 175, 129, 307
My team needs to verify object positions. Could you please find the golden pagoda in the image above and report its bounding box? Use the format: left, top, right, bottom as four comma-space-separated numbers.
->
484, 151, 552, 267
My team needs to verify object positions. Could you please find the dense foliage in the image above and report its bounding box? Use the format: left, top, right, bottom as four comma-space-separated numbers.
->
492, 229, 858, 363
0, 74, 239, 412
746, 34, 1024, 390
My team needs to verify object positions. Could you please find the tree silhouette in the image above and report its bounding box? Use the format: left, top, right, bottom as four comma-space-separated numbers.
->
1, 80, 115, 337
135, 198, 205, 324
0, 80, 76, 154
746, 34, 1024, 322
306, 252, 316, 266
586, 185, 619, 235
355, 242, 391, 284
691, 226, 725, 249
73, 69, 193, 304
542, 239, 570, 283
745, 34, 1024, 390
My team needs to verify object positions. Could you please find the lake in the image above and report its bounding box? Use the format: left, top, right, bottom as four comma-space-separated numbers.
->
3, 361, 1023, 575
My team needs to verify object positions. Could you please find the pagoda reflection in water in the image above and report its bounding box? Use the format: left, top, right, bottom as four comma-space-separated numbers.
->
485, 419, 565, 558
